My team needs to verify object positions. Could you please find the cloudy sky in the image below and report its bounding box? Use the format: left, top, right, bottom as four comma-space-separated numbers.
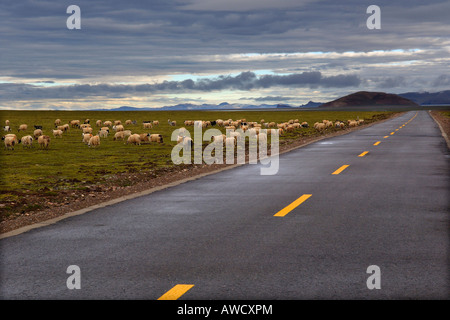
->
1, 0, 449, 110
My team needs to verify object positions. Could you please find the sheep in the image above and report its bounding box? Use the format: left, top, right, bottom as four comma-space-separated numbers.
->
168, 119, 176, 126
4, 135, 18, 150
82, 127, 93, 134
33, 129, 43, 138
20, 135, 33, 148
98, 129, 109, 138
127, 134, 141, 145
113, 131, 125, 141
5, 120, 10, 126
2, 133, 17, 140
88, 135, 100, 147
82, 133, 93, 144
286, 125, 295, 133
176, 135, 185, 144
212, 134, 226, 144
149, 134, 163, 143
84, 119, 90, 124
314, 123, 326, 131
267, 122, 276, 128
123, 130, 132, 139
143, 122, 152, 129
139, 133, 151, 142
52, 129, 63, 138
54, 119, 61, 126
348, 120, 358, 127
70, 120, 80, 128
153, 120, 159, 126
125, 120, 132, 125
18, 124, 28, 132
182, 136, 194, 147
38, 135, 50, 149
96, 120, 102, 127
3, 126, 11, 132
103, 120, 112, 127
114, 120, 122, 126
59, 124, 69, 132
301, 122, 309, 128
80, 123, 91, 129
113, 124, 124, 132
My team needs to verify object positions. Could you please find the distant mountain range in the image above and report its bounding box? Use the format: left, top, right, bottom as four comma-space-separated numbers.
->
95, 90, 449, 111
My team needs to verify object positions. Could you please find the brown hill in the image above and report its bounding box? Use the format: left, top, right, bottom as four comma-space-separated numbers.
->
319, 91, 420, 108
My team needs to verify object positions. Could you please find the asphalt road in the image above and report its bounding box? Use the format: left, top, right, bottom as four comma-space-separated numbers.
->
1, 110, 448, 300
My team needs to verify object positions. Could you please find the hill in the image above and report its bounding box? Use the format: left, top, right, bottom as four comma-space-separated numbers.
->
319, 91, 420, 108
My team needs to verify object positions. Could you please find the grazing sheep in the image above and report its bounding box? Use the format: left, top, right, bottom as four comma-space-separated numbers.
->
113, 124, 124, 132
103, 120, 112, 127
88, 135, 100, 147
301, 122, 309, 128
20, 135, 33, 148
113, 131, 125, 141
54, 119, 61, 126
114, 120, 122, 126
149, 134, 163, 143
82, 133, 93, 144
18, 124, 28, 132
82, 127, 93, 134
4, 135, 18, 150
52, 129, 63, 138
168, 119, 176, 126
153, 120, 159, 126
5, 120, 10, 126
127, 134, 141, 145
33, 129, 43, 138
96, 120, 102, 127
84, 119, 90, 124
3, 126, 11, 132
139, 133, 151, 142
212, 134, 226, 144
314, 123, 326, 131
125, 120, 132, 125
143, 122, 152, 129
70, 120, 80, 128
98, 129, 109, 138
38, 135, 50, 149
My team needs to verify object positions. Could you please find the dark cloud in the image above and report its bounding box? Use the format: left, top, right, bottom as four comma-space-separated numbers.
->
0, 71, 362, 102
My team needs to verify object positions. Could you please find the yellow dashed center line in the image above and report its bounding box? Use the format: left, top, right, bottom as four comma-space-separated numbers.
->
358, 151, 369, 157
274, 194, 312, 217
383, 136, 389, 138
374, 141, 381, 146
158, 284, 194, 300
390, 132, 395, 135
332, 165, 350, 175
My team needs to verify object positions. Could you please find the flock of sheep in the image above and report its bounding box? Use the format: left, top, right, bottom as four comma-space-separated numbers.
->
2, 116, 365, 151
1, 118, 164, 150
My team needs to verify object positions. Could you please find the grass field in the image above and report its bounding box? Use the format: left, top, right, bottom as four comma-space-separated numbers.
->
0, 109, 396, 220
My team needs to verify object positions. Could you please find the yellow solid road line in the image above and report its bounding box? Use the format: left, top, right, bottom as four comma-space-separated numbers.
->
374, 141, 381, 146
358, 151, 369, 157
158, 284, 194, 300
332, 165, 350, 175
274, 194, 312, 217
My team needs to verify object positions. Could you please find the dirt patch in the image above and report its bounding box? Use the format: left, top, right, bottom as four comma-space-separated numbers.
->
0, 113, 401, 234
429, 110, 450, 149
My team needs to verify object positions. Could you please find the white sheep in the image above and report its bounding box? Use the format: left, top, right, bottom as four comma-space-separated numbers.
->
82, 133, 93, 144
127, 134, 141, 145
88, 135, 100, 147
4, 135, 18, 150
149, 134, 163, 143
33, 129, 43, 138
18, 124, 28, 132
38, 135, 50, 149
20, 135, 33, 148
52, 129, 63, 138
